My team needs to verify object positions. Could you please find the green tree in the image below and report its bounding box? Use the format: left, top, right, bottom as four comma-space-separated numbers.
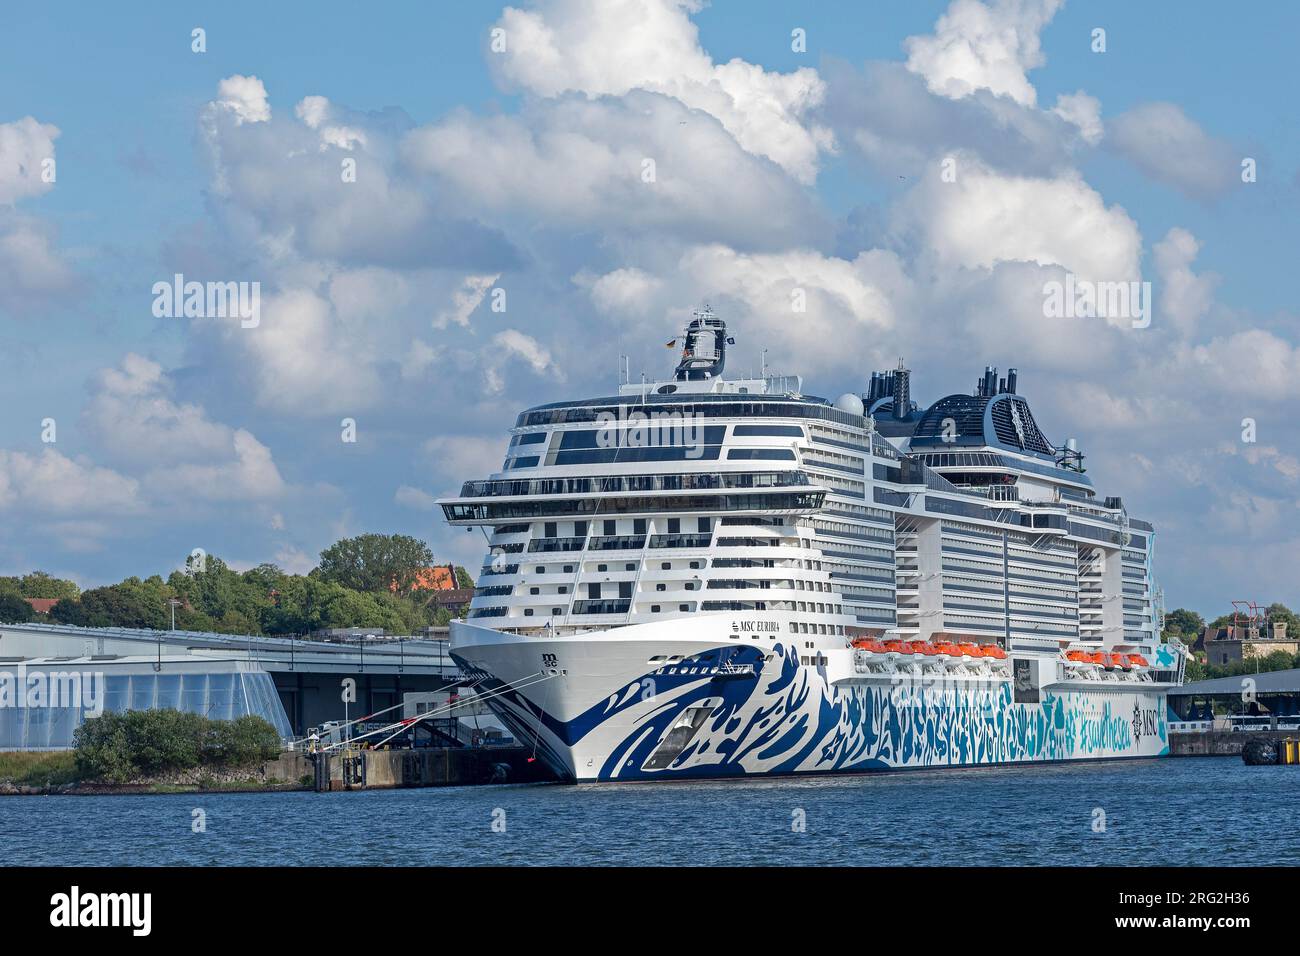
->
259, 576, 410, 635
1163, 608, 1204, 639
73, 711, 281, 782
166, 555, 275, 633
0, 592, 35, 624
18, 571, 80, 601
316, 533, 434, 595
1265, 603, 1300, 637
51, 576, 182, 630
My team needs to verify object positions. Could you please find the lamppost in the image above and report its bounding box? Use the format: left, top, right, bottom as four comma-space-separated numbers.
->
161, 597, 182, 671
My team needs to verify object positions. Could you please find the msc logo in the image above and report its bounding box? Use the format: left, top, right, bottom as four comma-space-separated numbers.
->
1132, 702, 1159, 743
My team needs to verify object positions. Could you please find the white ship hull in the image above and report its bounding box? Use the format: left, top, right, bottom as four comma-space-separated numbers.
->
452, 618, 1172, 783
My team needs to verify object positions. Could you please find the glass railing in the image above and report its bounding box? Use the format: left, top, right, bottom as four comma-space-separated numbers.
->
572, 599, 631, 615
458, 470, 811, 498
527, 536, 586, 553
589, 534, 647, 551
648, 533, 713, 549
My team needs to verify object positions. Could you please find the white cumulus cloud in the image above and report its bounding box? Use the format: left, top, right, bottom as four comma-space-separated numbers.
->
490, 0, 831, 182
904, 0, 1062, 107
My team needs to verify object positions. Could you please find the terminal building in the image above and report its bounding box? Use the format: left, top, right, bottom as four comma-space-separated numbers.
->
0, 622, 459, 750
1169, 668, 1300, 727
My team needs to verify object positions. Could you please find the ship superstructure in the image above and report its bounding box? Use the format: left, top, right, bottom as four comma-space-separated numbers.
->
440, 310, 1183, 781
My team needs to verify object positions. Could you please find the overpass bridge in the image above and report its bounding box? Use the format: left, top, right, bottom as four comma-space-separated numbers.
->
0, 622, 462, 738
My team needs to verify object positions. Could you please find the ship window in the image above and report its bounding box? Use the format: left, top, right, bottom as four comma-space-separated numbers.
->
689, 561, 701, 569
656, 584, 666, 592
524, 609, 534, 617
544, 522, 557, 537
661, 562, 671, 570
558, 586, 568, 594
536, 566, 546, 574
697, 517, 712, 532
668, 518, 681, 533
727, 448, 796, 460
588, 584, 601, 599
634, 518, 647, 534
598, 564, 608, 572
679, 604, 689, 612
552, 608, 561, 615
575, 521, 587, 536
734, 424, 804, 437
625, 563, 635, 571
603, 519, 616, 535
530, 587, 539, 595
564, 565, 574, 573
651, 605, 661, 613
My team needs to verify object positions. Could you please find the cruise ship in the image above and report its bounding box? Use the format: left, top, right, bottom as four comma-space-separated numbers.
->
440, 309, 1185, 781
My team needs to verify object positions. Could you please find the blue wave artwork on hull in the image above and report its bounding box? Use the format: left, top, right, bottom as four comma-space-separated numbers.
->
458, 643, 1168, 782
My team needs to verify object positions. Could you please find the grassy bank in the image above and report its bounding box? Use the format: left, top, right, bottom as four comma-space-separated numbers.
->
0, 750, 80, 787
0, 750, 311, 794
1, 710, 307, 794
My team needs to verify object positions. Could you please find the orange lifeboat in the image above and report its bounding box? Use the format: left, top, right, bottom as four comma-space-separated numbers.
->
883, 640, 914, 655
983, 645, 1008, 660
957, 643, 982, 658
1066, 650, 1089, 663
1129, 654, 1149, 668
1088, 652, 1107, 666
913, 641, 938, 656
934, 642, 962, 657
852, 638, 887, 654
1113, 654, 1132, 669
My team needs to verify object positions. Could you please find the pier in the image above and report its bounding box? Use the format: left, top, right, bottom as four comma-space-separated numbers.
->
310, 747, 556, 791
1170, 728, 1298, 757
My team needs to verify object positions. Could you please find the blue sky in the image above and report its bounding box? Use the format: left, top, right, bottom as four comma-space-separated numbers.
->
2, 0, 1297, 619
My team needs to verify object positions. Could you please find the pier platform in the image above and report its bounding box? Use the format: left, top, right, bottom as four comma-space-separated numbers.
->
312, 747, 558, 791
1170, 729, 1298, 757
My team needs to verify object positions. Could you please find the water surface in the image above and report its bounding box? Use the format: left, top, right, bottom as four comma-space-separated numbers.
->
1, 757, 1291, 866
